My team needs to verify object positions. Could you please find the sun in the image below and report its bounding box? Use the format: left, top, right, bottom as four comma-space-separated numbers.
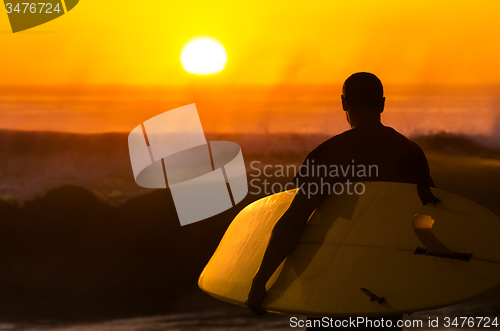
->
180, 36, 227, 75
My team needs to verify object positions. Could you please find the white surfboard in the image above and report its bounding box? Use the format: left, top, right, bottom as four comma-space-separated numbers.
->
199, 182, 500, 317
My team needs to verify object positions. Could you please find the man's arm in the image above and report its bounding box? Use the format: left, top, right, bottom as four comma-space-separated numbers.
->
246, 188, 327, 315
411, 140, 436, 188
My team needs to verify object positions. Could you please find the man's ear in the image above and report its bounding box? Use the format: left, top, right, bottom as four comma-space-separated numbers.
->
341, 95, 348, 111
380, 97, 386, 114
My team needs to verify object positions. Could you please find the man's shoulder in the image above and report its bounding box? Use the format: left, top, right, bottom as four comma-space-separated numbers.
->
304, 130, 357, 160
309, 132, 345, 154
380, 126, 424, 149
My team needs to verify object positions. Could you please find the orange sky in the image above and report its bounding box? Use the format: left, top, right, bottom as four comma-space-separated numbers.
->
1, 1, 500, 135
1, 1, 500, 86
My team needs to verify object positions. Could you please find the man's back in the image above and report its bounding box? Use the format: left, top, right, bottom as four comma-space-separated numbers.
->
294, 124, 434, 189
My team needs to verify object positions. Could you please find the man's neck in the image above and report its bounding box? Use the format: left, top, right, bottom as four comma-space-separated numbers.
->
347, 108, 382, 128
351, 116, 382, 128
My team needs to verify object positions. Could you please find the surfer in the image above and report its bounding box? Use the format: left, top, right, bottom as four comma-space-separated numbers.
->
246, 72, 435, 329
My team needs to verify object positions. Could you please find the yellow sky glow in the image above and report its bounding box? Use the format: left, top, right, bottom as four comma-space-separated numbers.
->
1, 1, 500, 86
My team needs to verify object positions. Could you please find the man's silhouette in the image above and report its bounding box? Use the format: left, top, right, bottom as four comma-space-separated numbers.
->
246, 72, 435, 330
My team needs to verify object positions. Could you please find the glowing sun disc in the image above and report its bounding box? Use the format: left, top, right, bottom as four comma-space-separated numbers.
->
181, 36, 227, 75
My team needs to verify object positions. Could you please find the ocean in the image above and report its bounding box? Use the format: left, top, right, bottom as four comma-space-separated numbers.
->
1, 85, 500, 330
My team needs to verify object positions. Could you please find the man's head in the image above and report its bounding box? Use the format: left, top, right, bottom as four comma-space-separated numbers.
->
341, 72, 385, 127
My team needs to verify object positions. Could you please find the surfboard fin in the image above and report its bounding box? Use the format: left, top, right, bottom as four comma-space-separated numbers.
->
360, 288, 386, 305
417, 182, 441, 205
412, 214, 472, 262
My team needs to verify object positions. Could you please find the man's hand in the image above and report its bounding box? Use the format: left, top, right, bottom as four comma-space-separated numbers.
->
245, 280, 268, 315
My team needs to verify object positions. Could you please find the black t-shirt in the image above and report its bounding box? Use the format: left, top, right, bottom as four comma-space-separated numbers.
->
293, 124, 435, 192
